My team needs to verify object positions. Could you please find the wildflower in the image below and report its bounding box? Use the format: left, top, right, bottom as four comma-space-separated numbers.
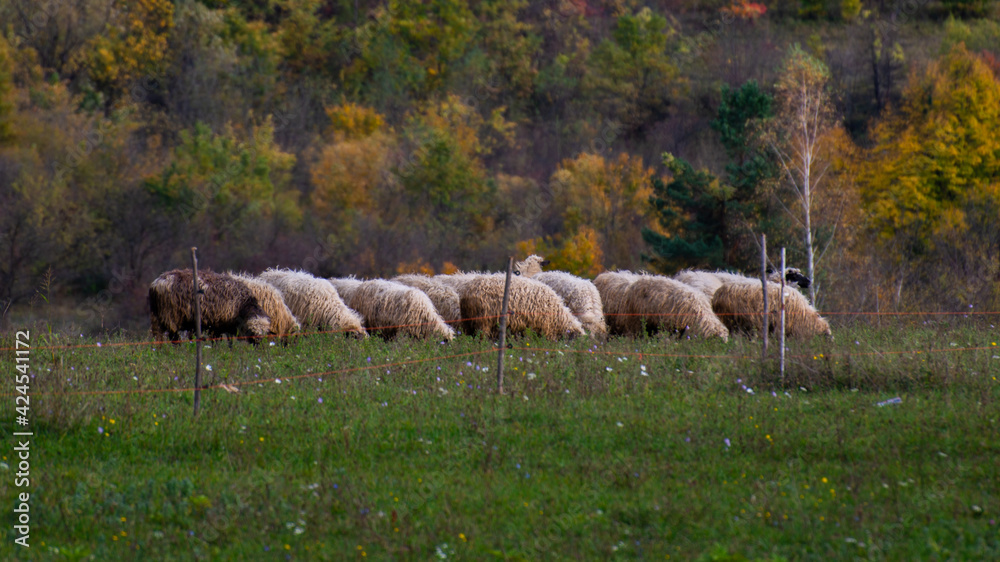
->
318, 398, 323, 403
98, 427, 104, 434
724, 438, 731, 448
205, 365, 212, 371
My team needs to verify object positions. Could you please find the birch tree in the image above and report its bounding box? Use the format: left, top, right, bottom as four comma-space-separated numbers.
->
767, 45, 836, 304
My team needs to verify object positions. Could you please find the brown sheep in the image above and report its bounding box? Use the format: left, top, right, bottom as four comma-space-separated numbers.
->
149, 269, 270, 344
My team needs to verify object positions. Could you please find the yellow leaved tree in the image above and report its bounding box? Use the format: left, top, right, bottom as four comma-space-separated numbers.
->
516, 227, 605, 278
856, 44, 1000, 308
81, 0, 174, 107
311, 103, 394, 226
548, 152, 655, 271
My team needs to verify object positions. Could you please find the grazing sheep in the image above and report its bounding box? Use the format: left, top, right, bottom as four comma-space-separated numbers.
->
149, 269, 270, 344
672, 270, 762, 300
531, 271, 608, 338
511, 255, 607, 338
675, 268, 811, 300
711, 279, 831, 338
258, 269, 367, 337
391, 274, 461, 325
593, 271, 640, 336
433, 272, 481, 293
621, 275, 729, 341
340, 279, 455, 340
328, 276, 363, 304
229, 273, 302, 341
458, 274, 585, 340
512, 255, 550, 278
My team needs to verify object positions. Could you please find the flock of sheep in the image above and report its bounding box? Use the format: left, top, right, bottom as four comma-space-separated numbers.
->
147, 256, 831, 344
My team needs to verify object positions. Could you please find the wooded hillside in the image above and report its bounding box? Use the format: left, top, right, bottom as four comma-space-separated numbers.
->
2, 0, 999, 328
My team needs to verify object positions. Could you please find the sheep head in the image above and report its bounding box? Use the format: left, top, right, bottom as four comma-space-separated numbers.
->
767, 267, 811, 289
513, 255, 550, 277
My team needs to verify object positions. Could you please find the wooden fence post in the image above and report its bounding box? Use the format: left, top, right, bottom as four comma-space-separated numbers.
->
191, 248, 203, 416
497, 257, 513, 395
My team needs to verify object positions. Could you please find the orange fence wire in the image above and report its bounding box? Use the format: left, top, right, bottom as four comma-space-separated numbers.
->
2, 308, 995, 352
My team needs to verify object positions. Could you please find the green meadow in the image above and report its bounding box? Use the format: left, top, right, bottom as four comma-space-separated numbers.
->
1, 319, 999, 560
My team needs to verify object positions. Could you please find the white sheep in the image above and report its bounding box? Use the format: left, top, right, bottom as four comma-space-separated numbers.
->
328, 276, 363, 304
512, 255, 549, 278
593, 270, 641, 336
711, 279, 831, 338
458, 274, 585, 340
391, 274, 461, 325
229, 272, 302, 341
622, 274, 729, 340
258, 269, 367, 337
674, 268, 810, 300
510, 255, 607, 338
338, 279, 455, 340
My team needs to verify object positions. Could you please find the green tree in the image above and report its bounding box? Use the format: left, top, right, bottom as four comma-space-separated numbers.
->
82, 0, 175, 108
475, 0, 540, 102
644, 81, 777, 272
144, 120, 301, 265
642, 154, 729, 272
712, 80, 780, 265
585, 7, 682, 135
339, 0, 479, 111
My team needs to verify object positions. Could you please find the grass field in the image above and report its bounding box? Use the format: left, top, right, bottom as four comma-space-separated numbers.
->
1, 318, 999, 560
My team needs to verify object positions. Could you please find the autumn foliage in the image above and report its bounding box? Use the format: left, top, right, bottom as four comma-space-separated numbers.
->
1, 0, 999, 327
